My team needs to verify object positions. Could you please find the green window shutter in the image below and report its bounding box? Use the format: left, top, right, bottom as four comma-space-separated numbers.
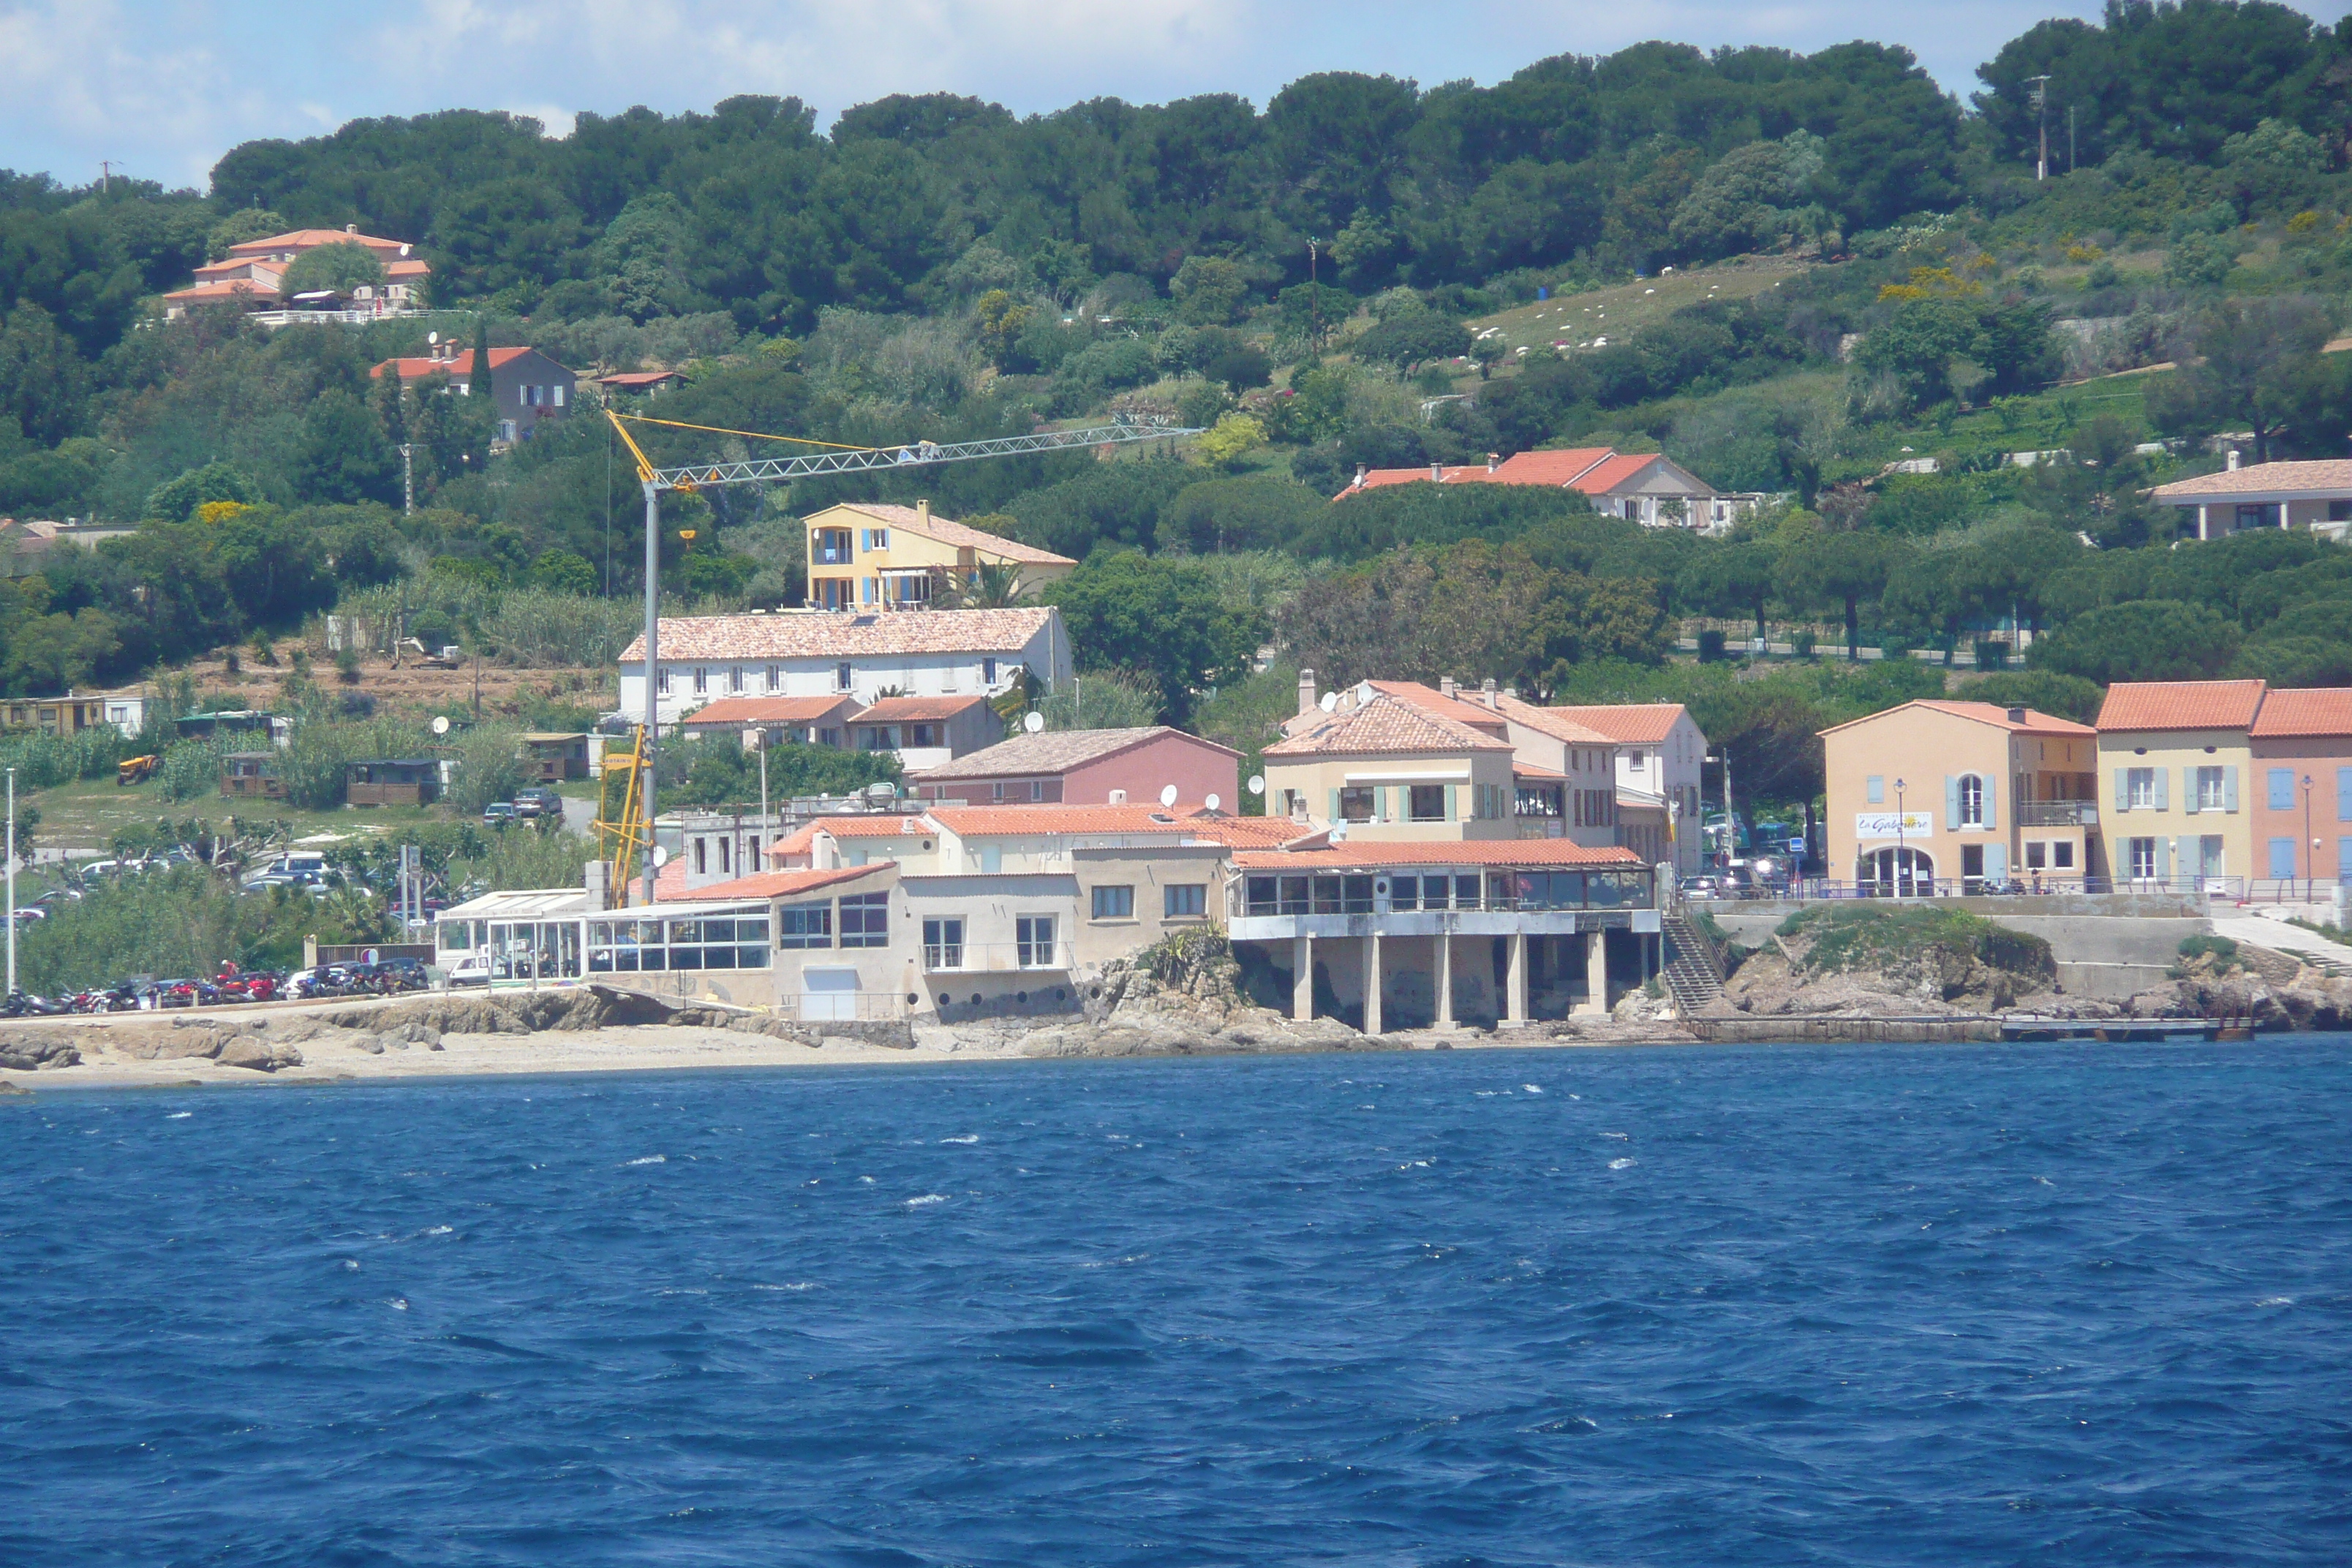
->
1983, 774, 1998, 832
2153, 769, 2169, 811
1986, 843, 2007, 882
2225, 766, 2239, 813
1945, 776, 1960, 831
2114, 768, 2129, 812
1327, 788, 1340, 823
1444, 785, 1458, 822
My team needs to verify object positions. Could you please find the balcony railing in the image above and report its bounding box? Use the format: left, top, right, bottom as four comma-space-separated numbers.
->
921, 940, 1073, 973
2018, 800, 2099, 828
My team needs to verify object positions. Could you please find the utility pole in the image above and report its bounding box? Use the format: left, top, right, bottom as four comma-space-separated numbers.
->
6, 767, 14, 997
99, 160, 114, 194
759, 743, 770, 842
399, 442, 414, 515
2069, 105, 2078, 173
2028, 75, 2051, 181
1307, 238, 1322, 348
641, 479, 660, 910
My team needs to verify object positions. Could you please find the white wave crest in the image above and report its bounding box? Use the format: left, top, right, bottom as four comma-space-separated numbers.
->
905, 1194, 946, 1207
753, 1282, 819, 1292
625, 1155, 666, 1166
939, 1135, 979, 1145
1608, 1158, 1637, 1170
165, 1111, 192, 1120
1523, 1085, 1542, 1094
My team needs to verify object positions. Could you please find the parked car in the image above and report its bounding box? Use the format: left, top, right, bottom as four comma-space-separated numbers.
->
444, 951, 494, 987
483, 802, 517, 829
513, 787, 563, 820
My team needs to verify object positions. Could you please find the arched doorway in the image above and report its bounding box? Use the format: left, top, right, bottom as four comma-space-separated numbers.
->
1863, 845, 1935, 897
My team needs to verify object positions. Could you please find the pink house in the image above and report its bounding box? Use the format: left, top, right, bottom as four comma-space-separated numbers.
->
2247, 687, 2352, 888
907, 725, 1240, 809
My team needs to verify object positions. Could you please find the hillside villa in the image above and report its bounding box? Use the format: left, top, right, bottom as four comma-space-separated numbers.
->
2148, 456, 2352, 542
1333, 446, 1764, 532
804, 500, 1076, 611
369, 343, 578, 445
161, 225, 431, 323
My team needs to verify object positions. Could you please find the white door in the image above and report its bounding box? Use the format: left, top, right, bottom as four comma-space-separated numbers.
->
801, 966, 859, 1021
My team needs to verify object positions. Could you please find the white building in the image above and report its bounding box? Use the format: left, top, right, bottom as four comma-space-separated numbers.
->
1531, 703, 1711, 877
618, 608, 1074, 729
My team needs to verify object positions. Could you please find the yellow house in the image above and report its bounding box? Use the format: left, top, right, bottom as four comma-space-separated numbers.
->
2095, 680, 2265, 888
1820, 701, 2100, 893
804, 500, 1076, 611
1261, 693, 1521, 841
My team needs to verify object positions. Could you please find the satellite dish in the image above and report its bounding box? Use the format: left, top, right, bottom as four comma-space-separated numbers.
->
651, 846, 670, 867
1205, 793, 1221, 813
430, 716, 450, 736
1023, 711, 1045, 734
1319, 692, 1338, 712
428, 331, 440, 344
1248, 774, 1264, 795
1159, 784, 1178, 808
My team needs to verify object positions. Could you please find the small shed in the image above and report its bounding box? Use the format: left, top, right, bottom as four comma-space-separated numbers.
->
348, 758, 442, 807
519, 731, 592, 781
221, 751, 284, 800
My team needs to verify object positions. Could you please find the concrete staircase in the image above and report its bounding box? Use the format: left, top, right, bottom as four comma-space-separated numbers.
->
1659, 909, 1728, 1014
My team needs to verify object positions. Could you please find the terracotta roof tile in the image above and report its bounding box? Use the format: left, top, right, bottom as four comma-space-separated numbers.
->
227, 229, 415, 255
910, 726, 1233, 780
1493, 696, 1622, 747
1264, 694, 1512, 757
2250, 687, 2352, 738
371, 347, 546, 382
1234, 840, 1644, 870
655, 865, 881, 902
929, 803, 1217, 836
619, 608, 1056, 664
2149, 461, 2352, 499
828, 502, 1076, 566
853, 694, 995, 723
1529, 701, 1686, 745
2095, 681, 2268, 733
1365, 680, 1512, 731
1913, 701, 2095, 736
767, 814, 933, 862
677, 695, 857, 726
1488, 447, 1618, 486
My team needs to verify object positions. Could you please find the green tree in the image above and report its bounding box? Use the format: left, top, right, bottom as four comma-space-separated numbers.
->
293, 391, 398, 505
2147, 296, 2333, 462
0, 304, 91, 446
1169, 256, 1253, 325
2029, 600, 2242, 684
1679, 539, 1780, 643
276, 241, 388, 299
1352, 312, 1472, 371
1041, 551, 1268, 724
1782, 528, 1908, 660
143, 461, 262, 523
529, 549, 598, 595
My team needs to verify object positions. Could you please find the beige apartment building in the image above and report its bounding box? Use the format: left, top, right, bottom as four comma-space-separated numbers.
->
2095, 681, 2266, 888
804, 500, 1075, 611
1261, 692, 1523, 840
1821, 701, 2100, 892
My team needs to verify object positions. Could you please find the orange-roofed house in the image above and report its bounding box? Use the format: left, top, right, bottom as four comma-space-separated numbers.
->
804, 500, 1076, 612
2148, 457, 2352, 542
675, 694, 862, 750
2245, 687, 2352, 889
1261, 691, 1521, 842
1332, 445, 1758, 532
2095, 680, 2267, 891
1822, 700, 2101, 894
846, 693, 1003, 769
161, 225, 431, 323
908, 725, 1240, 809
370, 343, 577, 444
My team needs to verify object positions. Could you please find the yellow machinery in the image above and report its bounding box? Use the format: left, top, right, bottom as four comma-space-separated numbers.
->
117, 755, 159, 787
591, 728, 652, 898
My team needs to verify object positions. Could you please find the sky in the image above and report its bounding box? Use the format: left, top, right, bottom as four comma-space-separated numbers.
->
5, 0, 2350, 194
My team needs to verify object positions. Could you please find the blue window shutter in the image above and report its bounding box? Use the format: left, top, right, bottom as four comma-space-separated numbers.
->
2269, 768, 2295, 811
2340, 767, 2352, 822
1327, 789, 1339, 823
1945, 775, 1960, 831
1866, 775, 1884, 804
2153, 769, 2168, 811
2225, 766, 2238, 813
2269, 838, 2296, 881
1983, 774, 1998, 832
2157, 837, 2173, 882
2339, 837, 2352, 878
2114, 768, 2129, 812
1444, 785, 1458, 823
1986, 843, 2007, 882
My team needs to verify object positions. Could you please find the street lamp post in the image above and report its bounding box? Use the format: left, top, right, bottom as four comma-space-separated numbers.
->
1894, 777, 1909, 897
2304, 773, 2315, 903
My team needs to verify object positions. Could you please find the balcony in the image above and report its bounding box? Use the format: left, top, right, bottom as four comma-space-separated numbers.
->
2018, 800, 2098, 828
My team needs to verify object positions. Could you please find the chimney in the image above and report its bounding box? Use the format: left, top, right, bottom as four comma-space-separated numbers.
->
584, 860, 611, 911
2007, 706, 2028, 723
1481, 677, 1498, 709
1298, 668, 1317, 716
1352, 464, 1367, 489
1108, 788, 1127, 805
1441, 676, 1457, 700
1431, 462, 1444, 481
811, 831, 837, 870
916, 499, 930, 526
344, 222, 356, 234
2226, 448, 2242, 471
1486, 452, 1499, 473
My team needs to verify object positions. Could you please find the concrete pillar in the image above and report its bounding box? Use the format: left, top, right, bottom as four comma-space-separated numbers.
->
1576, 928, 1608, 1017
1506, 932, 1528, 1025
1436, 933, 1455, 1030
1362, 933, 1382, 1035
1293, 932, 1313, 1022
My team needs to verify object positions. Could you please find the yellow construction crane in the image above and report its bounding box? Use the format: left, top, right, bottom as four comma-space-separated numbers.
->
600, 405, 1196, 908
590, 725, 652, 895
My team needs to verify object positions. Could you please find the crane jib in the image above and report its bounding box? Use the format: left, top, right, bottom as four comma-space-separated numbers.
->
645, 421, 1200, 491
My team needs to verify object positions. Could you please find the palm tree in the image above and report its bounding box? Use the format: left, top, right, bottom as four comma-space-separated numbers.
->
938, 560, 1035, 610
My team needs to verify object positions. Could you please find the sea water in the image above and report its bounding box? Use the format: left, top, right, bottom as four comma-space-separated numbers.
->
3, 1040, 2348, 1566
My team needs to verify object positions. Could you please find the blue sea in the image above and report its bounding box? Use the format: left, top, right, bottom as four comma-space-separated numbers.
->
4, 1040, 2349, 1567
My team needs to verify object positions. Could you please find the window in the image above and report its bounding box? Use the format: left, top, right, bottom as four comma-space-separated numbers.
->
923, 918, 963, 970
839, 891, 889, 948
693, 667, 708, 695
1455, 874, 1483, 910
1017, 915, 1057, 968
2197, 766, 2228, 811
729, 666, 745, 693
2127, 768, 2157, 810
551, 383, 565, 407
2268, 768, 2296, 811
1958, 774, 1984, 828
2269, 837, 2296, 881
982, 657, 998, 685
1866, 775, 1884, 804
693, 839, 706, 875
2129, 837, 2157, 880
1409, 784, 1448, 821
861, 527, 890, 551
2053, 841, 2073, 869
1515, 785, 1561, 818
777, 902, 832, 949
1091, 885, 1135, 920
747, 835, 761, 867
657, 668, 671, 696
836, 663, 853, 692
909, 724, 935, 748
766, 665, 780, 692
2025, 841, 2046, 870
718, 840, 731, 875
815, 529, 853, 566
1165, 884, 1206, 918
1339, 785, 1376, 822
